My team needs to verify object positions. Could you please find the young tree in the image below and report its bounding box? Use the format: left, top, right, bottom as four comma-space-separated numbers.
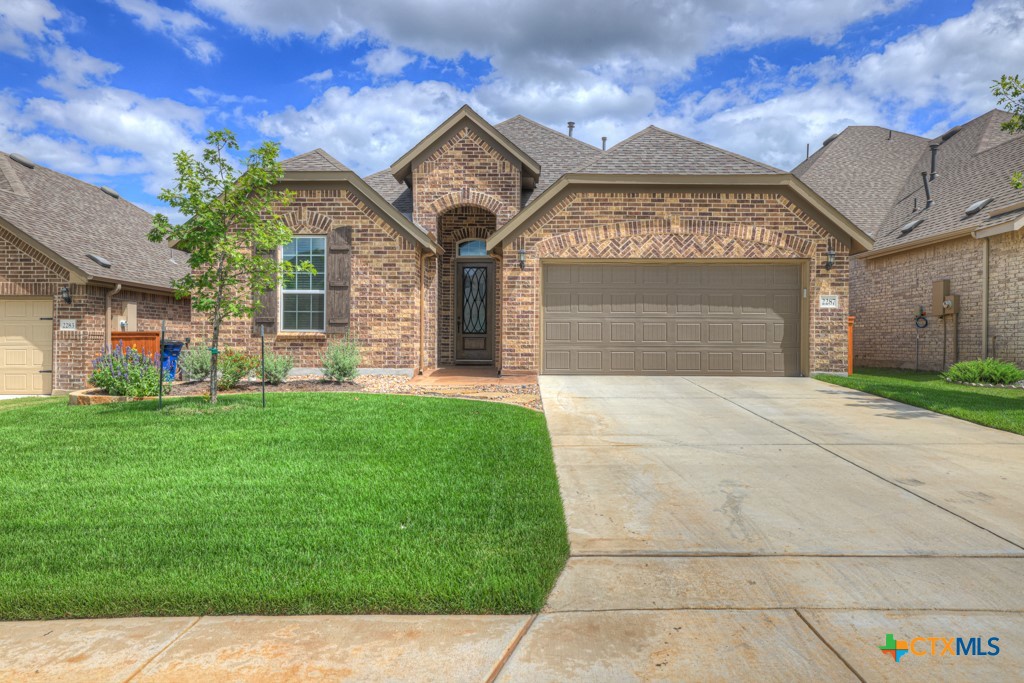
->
992, 74, 1024, 189
148, 130, 306, 404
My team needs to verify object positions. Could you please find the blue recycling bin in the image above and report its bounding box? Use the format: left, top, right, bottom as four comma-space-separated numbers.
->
161, 341, 185, 379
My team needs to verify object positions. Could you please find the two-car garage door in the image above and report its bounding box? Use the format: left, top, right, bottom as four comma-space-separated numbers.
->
542, 262, 802, 376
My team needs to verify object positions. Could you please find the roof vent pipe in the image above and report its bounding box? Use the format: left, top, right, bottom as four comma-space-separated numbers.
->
602, 136, 607, 151
929, 142, 939, 181
9, 153, 35, 169
921, 171, 933, 209
567, 121, 575, 138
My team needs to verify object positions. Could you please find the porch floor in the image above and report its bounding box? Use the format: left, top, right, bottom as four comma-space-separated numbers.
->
412, 366, 539, 387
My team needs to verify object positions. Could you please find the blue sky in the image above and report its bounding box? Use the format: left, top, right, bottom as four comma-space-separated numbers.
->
1, 0, 1020, 217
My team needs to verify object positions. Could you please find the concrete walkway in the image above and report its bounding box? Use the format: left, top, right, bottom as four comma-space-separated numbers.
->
3, 376, 1023, 681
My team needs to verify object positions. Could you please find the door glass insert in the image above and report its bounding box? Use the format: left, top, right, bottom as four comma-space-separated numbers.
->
462, 266, 487, 334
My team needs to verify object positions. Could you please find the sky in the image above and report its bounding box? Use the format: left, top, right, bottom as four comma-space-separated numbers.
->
1, 0, 1021, 218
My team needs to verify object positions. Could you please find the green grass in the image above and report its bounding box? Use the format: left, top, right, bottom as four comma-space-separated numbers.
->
0, 393, 568, 619
817, 367, 1024, 435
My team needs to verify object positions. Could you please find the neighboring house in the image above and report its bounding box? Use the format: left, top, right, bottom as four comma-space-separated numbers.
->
795, 110, 1024, 370
215, 105, 871, 378
0, 152, 191, 394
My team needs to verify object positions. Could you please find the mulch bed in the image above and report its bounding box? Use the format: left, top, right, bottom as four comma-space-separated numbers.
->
99, 374, 544, 410
170, 379, 360, 396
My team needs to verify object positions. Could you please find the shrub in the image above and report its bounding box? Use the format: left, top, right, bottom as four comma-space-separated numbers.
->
320, 337, 361, 382
260, 351, 293, 385
944, 358, 1024, 385
217, 348, 258, 390
179, 346, 212, 381
90, 344, 168, 397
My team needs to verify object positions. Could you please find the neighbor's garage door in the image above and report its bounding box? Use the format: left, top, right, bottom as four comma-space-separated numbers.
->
0, 298, 53, 394
542, 262, 801, 375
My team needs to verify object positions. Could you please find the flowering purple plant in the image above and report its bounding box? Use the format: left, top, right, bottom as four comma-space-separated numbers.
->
89, 342, 170, 397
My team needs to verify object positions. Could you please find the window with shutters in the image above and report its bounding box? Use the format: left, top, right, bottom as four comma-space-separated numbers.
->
281, 236, 326, 331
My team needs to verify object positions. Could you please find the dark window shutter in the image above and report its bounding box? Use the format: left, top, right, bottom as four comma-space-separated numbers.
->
253, 248, 278, 335
326, 227, 352, 334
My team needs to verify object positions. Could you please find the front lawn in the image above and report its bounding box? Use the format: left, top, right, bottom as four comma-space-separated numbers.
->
817, 368, 1024, 435
0, 393, 568, 619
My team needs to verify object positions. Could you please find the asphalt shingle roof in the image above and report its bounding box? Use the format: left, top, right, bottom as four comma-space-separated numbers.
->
577, 126, 781, 176
493, 115, 603, 205
281, 148, 352, 172
796, 109, 1024, 252
0, 152, 190, 290
793, 127, 929, 237
872, 110, 1024, 250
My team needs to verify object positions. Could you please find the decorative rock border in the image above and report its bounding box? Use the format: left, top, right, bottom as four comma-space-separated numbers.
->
68, 388, 153, 406
943, 378, 1024, 390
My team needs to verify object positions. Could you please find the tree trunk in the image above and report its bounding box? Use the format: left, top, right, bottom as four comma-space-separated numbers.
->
209, 319, 221, 404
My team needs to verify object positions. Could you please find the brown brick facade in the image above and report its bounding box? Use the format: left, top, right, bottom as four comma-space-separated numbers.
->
851, 230, 1023, 370
409, 124, 523, 368
497, 190, 850, 374
204, 187, 423, 370
2, 224, 190, 392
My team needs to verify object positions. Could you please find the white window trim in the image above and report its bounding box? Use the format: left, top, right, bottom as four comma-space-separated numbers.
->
279, 235, 327, 333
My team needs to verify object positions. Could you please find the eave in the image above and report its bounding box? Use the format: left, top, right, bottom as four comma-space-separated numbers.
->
280, 170, 441, 254
486, 173, 874, 254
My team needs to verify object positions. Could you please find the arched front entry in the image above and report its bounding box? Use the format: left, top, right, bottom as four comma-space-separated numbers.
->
437, 206, 500, 365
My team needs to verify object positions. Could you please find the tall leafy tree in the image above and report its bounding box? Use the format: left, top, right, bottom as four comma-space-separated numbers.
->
149, 130, 306, 403
992, 74, 1024, 189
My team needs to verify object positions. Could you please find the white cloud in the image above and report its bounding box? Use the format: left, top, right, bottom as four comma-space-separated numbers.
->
585, 0, 1024, 172
39, 45, 121, 92
255, 80, 478, 173
194, 0, 912, 86
361, 46, 415, 77
108, 0, 219, 63
0, 0, 60, 57
187, 86, 265, 105
0, 4, 209, 195
298, 68, 334, 84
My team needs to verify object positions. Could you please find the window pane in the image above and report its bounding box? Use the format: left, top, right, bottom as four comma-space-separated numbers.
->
283, 236, 327, 292
458, 240, 487, 256
282, 293, 325, 331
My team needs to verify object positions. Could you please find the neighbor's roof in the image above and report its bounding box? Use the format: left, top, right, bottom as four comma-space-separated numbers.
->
793, 127, 929, 237
796, 109, 1024, 256
0, 152, 189, 291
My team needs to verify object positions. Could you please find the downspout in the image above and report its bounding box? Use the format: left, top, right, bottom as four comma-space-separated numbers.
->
105, 283, 122, 349
982, 237, 990, 358
419, 251, 429, 375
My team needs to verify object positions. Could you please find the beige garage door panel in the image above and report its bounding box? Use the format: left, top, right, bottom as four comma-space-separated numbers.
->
0, 298, 53, 394
543, 263, 801, 376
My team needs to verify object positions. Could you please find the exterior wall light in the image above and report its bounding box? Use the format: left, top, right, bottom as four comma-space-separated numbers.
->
518, 248, 526, 269
824, 247, 836, 271
59, 286, 72, 304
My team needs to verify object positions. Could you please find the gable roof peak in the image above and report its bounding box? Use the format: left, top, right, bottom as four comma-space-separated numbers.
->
389, 106, 541, 188
281, 148, 351, 172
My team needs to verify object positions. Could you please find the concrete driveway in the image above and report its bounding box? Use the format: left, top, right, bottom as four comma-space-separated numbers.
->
498, 376, 1024, 682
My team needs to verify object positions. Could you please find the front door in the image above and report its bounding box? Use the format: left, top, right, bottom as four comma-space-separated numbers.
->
455, 261, 494, 363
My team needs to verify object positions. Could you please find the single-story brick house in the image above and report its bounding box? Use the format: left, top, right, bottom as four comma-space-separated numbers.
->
1, 105, 875, 393
217, 106, 872, 378
795, 109, 1024, 370
0, 151, 191, 394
